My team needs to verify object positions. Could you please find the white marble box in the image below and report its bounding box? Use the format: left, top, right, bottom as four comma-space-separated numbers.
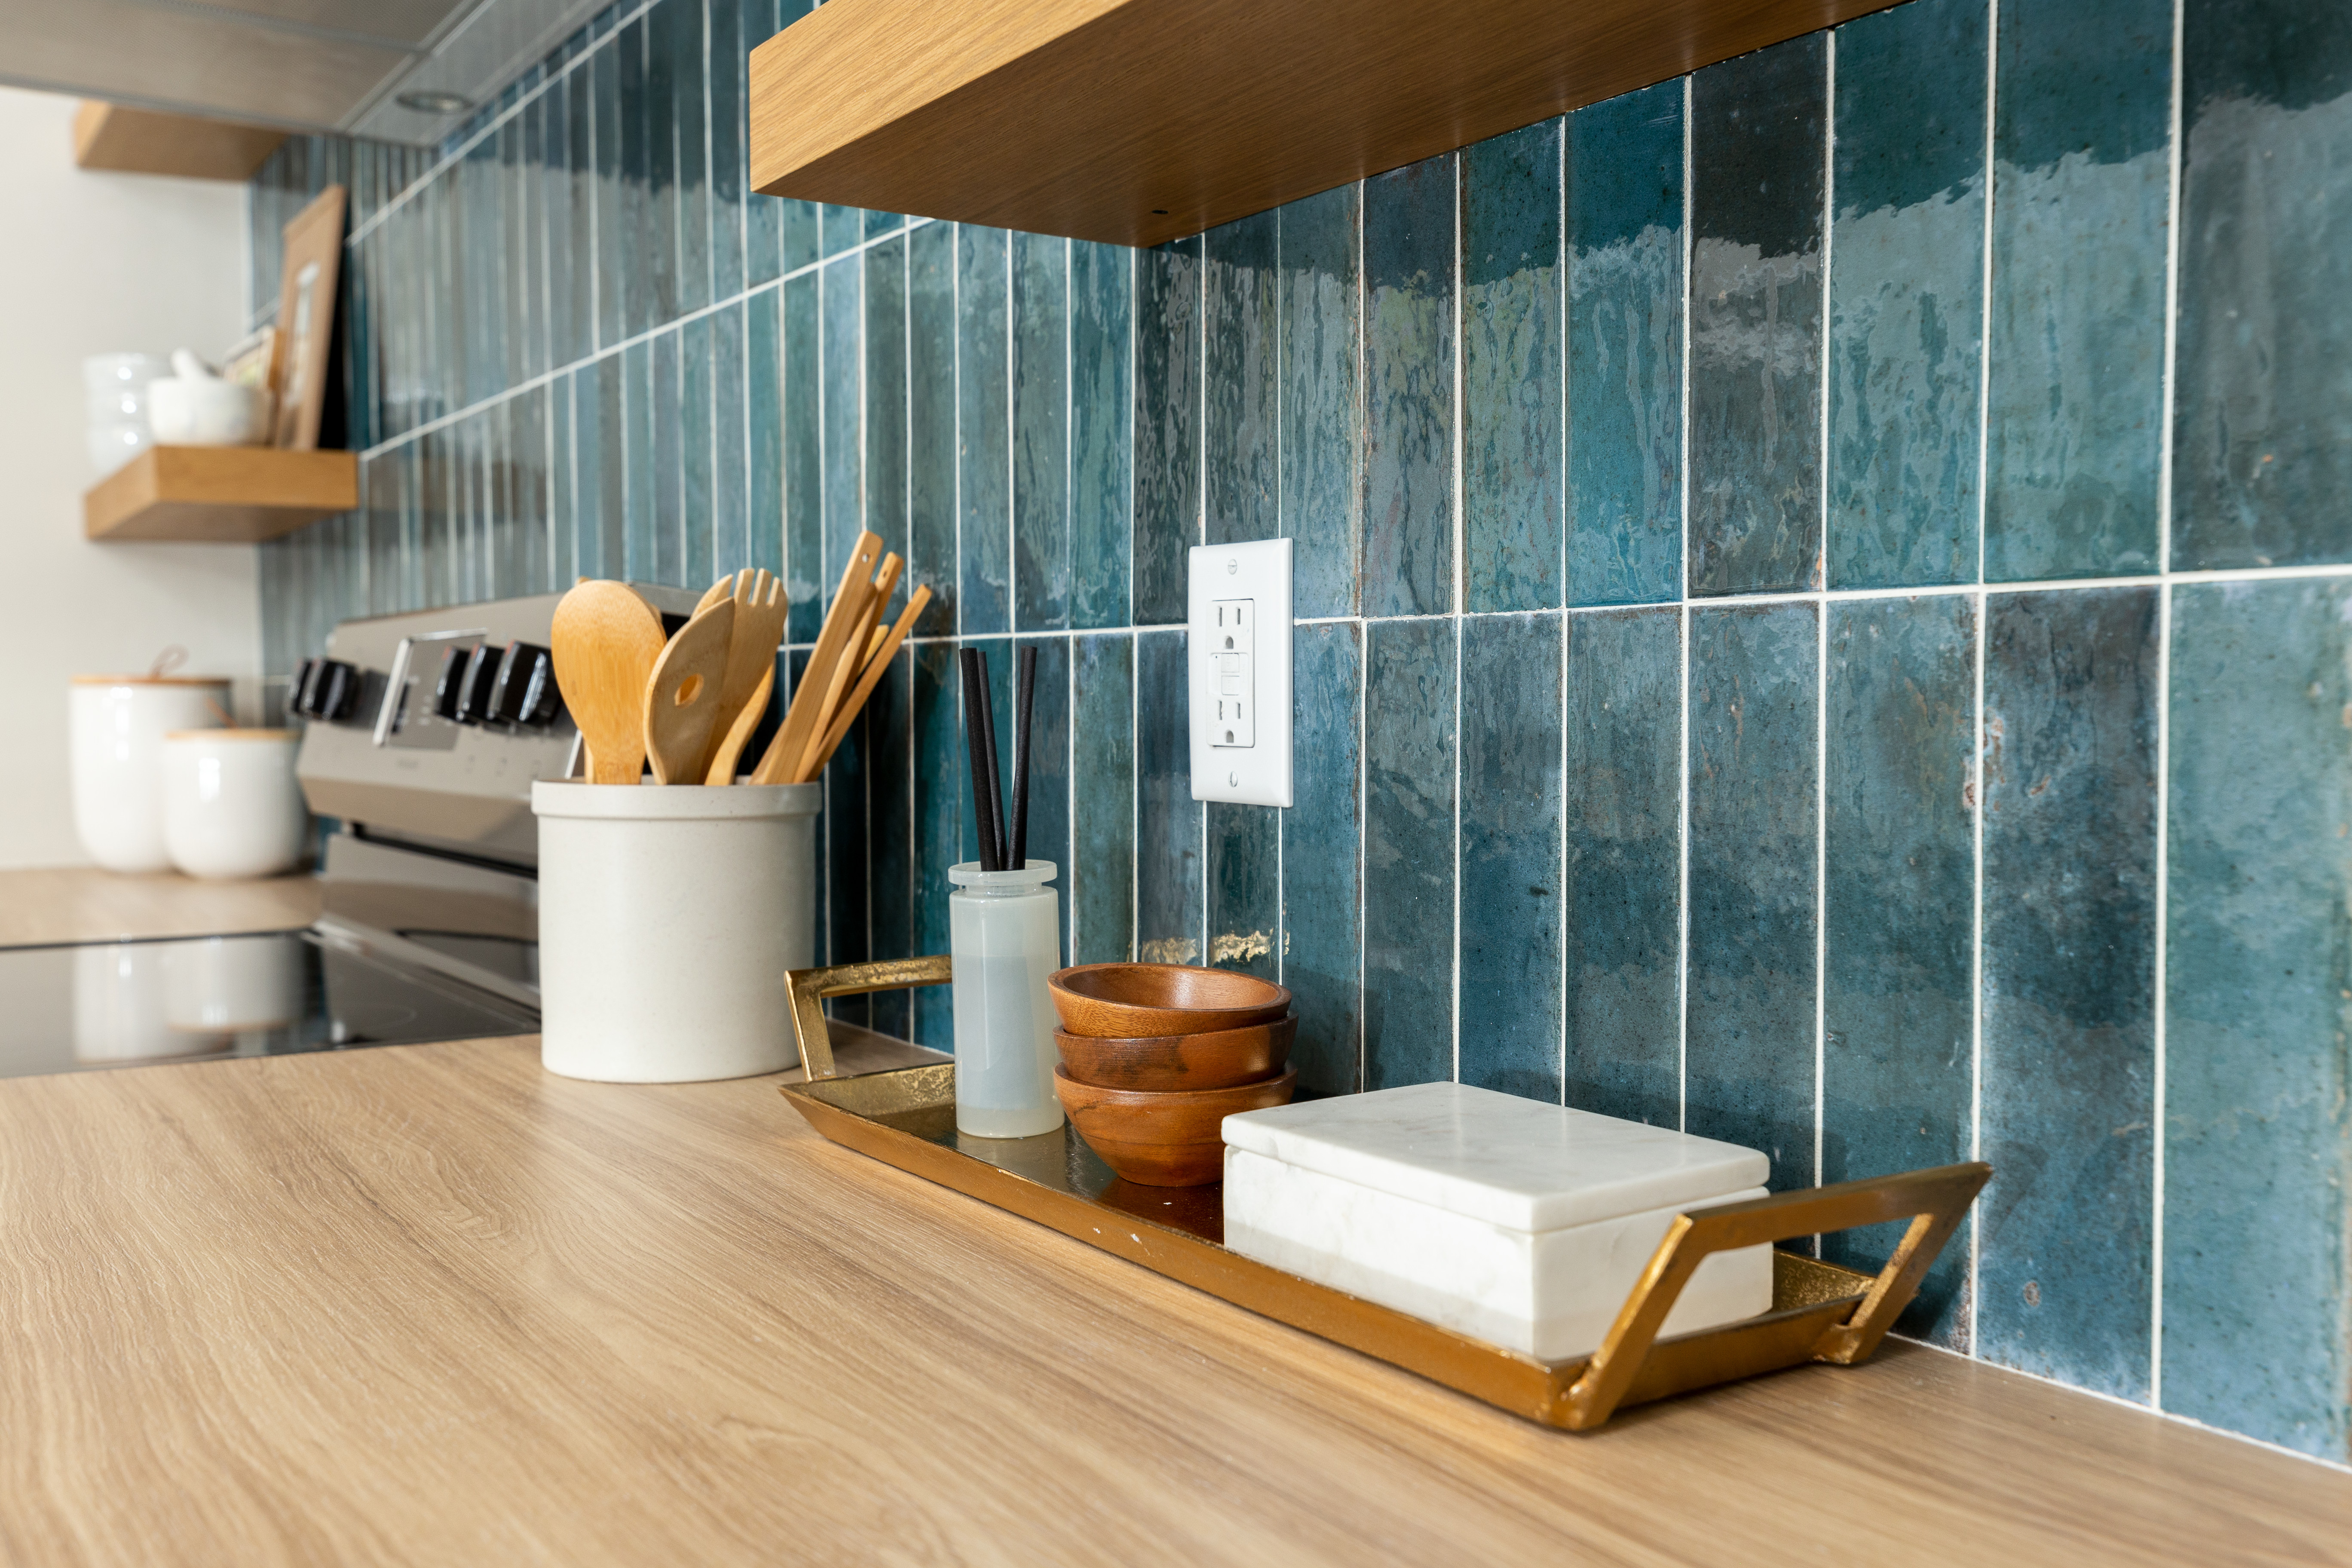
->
1221, 1082, 1774, 1363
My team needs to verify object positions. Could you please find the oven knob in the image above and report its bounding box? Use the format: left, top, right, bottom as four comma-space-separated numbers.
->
291, 658, 319, 717
452, 644, 501, 725
431, 646, 469, 721
296, 658, 361, 722
489, 641, 561, 726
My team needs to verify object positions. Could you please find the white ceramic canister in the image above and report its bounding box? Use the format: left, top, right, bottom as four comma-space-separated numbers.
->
948, 860, 1063, 1138
161, 729, 308, 880
70, 674, 230, 873
531, 781, 821, 1083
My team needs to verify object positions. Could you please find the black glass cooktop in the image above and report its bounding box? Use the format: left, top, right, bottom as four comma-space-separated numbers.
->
0, 929, 538, 1080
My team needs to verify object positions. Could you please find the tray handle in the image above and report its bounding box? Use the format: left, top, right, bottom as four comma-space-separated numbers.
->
786, 955, 954, 1080
1562, 1161, 1992, 1430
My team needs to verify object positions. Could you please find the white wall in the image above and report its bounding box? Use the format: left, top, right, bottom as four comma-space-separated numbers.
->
0, 87, 258, 869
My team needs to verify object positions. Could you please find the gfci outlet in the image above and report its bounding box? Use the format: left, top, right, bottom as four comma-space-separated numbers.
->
1189, 538, 1290, 808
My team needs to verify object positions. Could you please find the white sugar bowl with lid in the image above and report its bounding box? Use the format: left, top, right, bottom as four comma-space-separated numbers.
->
1222, 1082, 1773, 1362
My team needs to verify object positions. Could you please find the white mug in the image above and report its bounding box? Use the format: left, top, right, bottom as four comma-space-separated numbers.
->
161, 729, 308, 880
70, 677, 230, 873
147, 377, 270, 446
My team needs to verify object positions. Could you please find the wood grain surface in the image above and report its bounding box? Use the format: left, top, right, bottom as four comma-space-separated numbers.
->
83, 446, 359, 544
72, 101, 285, 182
0, 1031, 2345, 1566
0, 868, 319, 948
748, 0, 1911, 248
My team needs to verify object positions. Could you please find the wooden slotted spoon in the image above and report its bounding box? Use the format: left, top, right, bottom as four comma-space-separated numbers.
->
551, 581, 667, 784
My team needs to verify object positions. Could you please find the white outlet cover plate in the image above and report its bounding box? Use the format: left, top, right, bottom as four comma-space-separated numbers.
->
1189, 537, 1291, 808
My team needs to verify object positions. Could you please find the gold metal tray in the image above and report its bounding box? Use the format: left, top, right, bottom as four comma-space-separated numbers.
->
782, 957, 1991, 1432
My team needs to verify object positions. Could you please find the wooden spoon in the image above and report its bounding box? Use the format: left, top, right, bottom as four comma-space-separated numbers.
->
551, 581, 667, 784
794, 552, 900, 781
800, 584, 932, 781
641, 597, 736, 784
700, 569, 787, 783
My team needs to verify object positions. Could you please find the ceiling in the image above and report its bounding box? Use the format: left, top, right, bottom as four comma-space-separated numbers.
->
0, 0, 609, 144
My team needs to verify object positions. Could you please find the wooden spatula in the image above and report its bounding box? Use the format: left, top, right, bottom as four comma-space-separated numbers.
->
751, 532, 882, 785
700, 569, 787, 783
551, 580, 667, 784
800, 584, 933, 781
793, 551, 900, 781
641, 597, 736, 784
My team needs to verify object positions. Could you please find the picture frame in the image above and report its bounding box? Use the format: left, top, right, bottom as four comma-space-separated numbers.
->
270, 184, 347, 451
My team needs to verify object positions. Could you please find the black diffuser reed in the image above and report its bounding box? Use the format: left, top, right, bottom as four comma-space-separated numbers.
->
960, 648, 1007, 871
1008, 645, 1037, 872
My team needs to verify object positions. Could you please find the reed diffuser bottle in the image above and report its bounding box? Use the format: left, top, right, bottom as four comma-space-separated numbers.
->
951, 645, 1063, 1137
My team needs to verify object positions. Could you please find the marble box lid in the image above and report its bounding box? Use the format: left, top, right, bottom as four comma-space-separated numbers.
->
1220, 1082, 1770, 1233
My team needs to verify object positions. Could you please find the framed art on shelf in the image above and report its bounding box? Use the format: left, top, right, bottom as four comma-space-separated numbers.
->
270, 184, 346, 451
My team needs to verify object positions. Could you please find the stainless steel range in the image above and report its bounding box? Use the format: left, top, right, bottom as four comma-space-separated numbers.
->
0, 586, 706, 1080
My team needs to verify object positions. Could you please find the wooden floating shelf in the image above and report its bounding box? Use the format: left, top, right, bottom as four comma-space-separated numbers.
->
749, 0, 1904, 249
85, 447, 357, 544
73, 102, 285, 183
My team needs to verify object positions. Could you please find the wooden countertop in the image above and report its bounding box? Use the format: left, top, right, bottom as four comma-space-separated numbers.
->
0, 867, 320, 947
2, 1031, 2346, 1566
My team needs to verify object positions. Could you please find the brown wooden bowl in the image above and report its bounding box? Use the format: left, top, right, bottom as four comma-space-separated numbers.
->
1054, 1014, 1295, 1092
1054, 1065, 1298, 1187
1047, 962, 1292, 1038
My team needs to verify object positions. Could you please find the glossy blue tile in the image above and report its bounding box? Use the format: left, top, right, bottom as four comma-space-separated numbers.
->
591, 32, 624, 348
1978, 586, 2157, 1400
643, 2, 683, 327
680, 315, 716, 588
504, 109, 535, 386
1458, 613, 1564, 1101
707, 0, 745, 304
1207, 796, 1278, 983
821, 654, 869, 1019
957, 226, 1011, 634
740, 0, 782, 286
1072, 632, 1135, 965
2165, 577, 2352, 1460
618, 16, 658, 339
911, 640, 960, 1049
548, 374, 577, 589
1560, 606, 1681, 1126
1363, 154, 1456, 619
589, 355, 625, 580
1828, 0, 1987, 591
1133, 238, 1199, 627
620, 338, 656, 580
1567, 81, 1684, 608
865, 235, 908, 567
654, 330, 688, 585
1135, 629, 1201, 965
553, 73, 593, 371
1690, 36, 1826, 597
782, 270, 821, 637
865, 646, 914, 1038
713, 300, 749, 573
1364, 615, 1456, 1089
1464, 121, 1564, 614
673, 0, 709, 314
1821, 594, 1975, 1344
821, 204, 863, 259
1284, 622, 1363, 1096
1013, 231, 1069, 629
1279, 183, 1360, 620
2173, 1, 2352, 570
462, 133, 502, 406
1205, 209, 1277, 548
1984, 0, 2169, 582
821, 252, 861, 592
1071, 240, 1132, 631
1686, 602, 1816, 1185
747, 286, 783, 579
1015, 634, 1074, 962
909, 221, 957, 632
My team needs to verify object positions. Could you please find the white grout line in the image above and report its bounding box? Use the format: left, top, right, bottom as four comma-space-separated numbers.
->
1356, 184, 1370, 1092
1275, 207, 1286, 989
1450, 150, 1466, 1085
1558, 112, 1572, 1108
1128, 248, 1139, 964
1678, 72, 1694, 1134
2150, 0, 2187, 1412
1814, 26, 1837, 1221
1971, 0, 2002, 1357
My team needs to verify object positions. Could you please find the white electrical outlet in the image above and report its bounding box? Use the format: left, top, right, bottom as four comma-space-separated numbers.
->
1190, 538, 1290, 807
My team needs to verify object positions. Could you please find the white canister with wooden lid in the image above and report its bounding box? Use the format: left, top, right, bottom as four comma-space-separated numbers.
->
69, 670, 230, 873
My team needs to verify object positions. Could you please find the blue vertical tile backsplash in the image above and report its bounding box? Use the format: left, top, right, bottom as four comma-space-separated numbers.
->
253, 0, 2352, 1463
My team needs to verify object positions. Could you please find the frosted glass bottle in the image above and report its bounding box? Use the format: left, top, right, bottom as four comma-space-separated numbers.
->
948, 860, 1064, 1138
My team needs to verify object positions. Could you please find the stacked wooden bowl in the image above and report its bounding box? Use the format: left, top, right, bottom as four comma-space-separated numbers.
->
1047, 963, 1298, 1186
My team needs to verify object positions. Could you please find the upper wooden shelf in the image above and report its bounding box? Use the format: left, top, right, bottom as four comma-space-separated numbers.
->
85, 447, 357, 544
749, 0, 1901, 249
73, 102, 285, 183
